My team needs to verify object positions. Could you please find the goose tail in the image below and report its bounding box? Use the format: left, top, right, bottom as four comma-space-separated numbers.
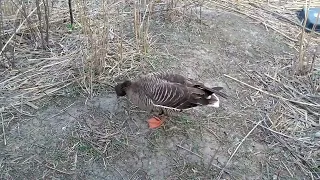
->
209, 87, 228, 99
190, 88, 221, 108
206, 93, 220, 108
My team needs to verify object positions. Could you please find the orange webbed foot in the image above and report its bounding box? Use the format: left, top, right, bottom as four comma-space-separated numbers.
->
147, 116, 164, 129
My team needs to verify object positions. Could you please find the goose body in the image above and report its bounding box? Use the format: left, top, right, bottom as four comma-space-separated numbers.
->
115, 72, 227, 128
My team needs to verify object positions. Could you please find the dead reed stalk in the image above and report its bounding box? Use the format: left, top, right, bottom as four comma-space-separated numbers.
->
0, 0, 156, 124
296, 1, 319, 75
0, 1, 3, 52
36, 0, 45, 49
42, 0, 49, 46
204, 0, 320, 178
68, 0, 74, 27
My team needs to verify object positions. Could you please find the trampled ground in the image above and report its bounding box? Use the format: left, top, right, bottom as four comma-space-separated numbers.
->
1, 1, 319, 180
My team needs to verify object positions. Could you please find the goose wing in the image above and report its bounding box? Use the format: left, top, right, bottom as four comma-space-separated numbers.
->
140, 80, 212, 110
144, 72, 228, 99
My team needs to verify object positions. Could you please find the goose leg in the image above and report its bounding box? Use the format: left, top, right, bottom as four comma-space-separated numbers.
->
147, 110, 166, 129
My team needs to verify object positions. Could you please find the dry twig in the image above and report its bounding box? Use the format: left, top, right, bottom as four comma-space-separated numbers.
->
216, 120, 263, 180
1, 110, 6, 146
0, 2, 42, 56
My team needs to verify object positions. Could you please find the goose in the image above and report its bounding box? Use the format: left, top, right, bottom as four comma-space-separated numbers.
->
114, 72, 228, 129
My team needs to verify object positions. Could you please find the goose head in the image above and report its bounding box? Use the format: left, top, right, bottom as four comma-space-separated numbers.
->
115, 80, 132, 96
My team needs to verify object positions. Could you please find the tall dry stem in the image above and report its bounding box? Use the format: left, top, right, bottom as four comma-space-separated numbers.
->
134, 0, 152, 54
76, 0, 91, 95
99, 0, 109, 75
143, 2, 151, 54
15, 0, 37, 44
297, 1, 320, 75
134, 1, 141, 52
36, 0, 45, 49
68, 0, 74, 26
297, 1, 310, 74
0, 0, 3, 52
42, 0, 49, 46
118, 6, 124, 63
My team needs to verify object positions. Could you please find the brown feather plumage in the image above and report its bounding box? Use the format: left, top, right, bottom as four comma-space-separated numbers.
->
114, 72, 227, 116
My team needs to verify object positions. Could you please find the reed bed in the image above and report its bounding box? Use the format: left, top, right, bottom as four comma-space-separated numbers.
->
0, 0, 157, 118
205, 0, 320, 178
0, 0, 319, 178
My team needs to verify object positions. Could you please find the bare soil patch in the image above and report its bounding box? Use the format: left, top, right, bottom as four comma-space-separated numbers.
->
1, 1, 319, 180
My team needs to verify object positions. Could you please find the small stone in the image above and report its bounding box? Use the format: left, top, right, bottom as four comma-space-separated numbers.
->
273, 174, 278, 180
314, 131, 320, 138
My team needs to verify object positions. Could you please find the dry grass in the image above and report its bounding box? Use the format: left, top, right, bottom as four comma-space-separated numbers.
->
1, 0, 320, 179
0, 0, 156, 126
0, 0, 211, 115
0, 1, 161, 178
205, 0, 320, 71
203, 0, 320, 178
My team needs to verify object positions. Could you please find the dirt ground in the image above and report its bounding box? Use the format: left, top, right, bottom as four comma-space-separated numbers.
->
0, 5, 315, 180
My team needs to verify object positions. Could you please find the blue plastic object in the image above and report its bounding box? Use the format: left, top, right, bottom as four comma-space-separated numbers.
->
298, 7, 320, 32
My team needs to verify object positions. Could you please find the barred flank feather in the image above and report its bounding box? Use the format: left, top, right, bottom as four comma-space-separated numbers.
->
114, 72, 227, 116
